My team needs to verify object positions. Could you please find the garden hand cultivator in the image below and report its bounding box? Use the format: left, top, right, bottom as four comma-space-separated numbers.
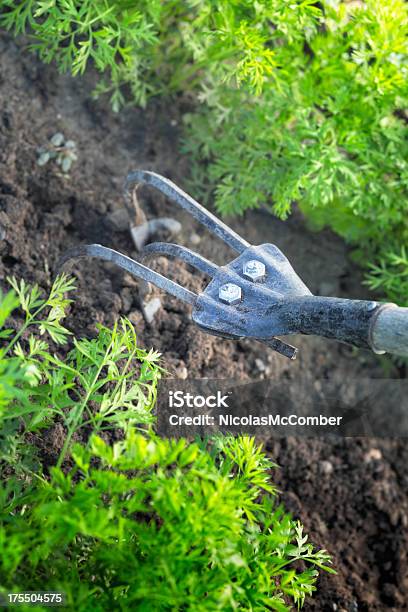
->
60, 171, 408, 360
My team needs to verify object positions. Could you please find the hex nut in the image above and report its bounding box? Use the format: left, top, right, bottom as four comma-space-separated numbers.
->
243, 259, 266, 282
218, 283, 242, 305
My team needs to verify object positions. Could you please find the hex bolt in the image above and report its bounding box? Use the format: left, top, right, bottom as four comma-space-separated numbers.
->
243, 259, 266, 282
218, 283, 242, 305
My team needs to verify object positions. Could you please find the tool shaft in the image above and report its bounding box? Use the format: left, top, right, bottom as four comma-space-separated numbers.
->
370, 305, 408, 356
264, 297, 407, 357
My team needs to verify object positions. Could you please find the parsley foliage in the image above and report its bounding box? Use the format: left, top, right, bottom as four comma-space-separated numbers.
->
0, 278, 333, 610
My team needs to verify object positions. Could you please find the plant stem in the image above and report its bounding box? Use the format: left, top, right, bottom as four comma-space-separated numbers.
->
4, 303, 48, 356
56, 336, 115, 468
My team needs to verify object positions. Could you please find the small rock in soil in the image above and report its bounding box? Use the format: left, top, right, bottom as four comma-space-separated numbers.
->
105, 208, 129, 231
320, 460, 334, 475
255, 358, 266, 372
176, 365, 188, 380
190, 232, 201, 245
363, 448, 382, 462
149, 217, 182, 240
143, 297, 162, 324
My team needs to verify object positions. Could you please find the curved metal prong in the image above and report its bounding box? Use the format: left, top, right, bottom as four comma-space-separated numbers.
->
141, 242, 218, 277
260, 338, 298, 360
57, 244, 197, 306
196, 324, 298, 360
125, 170, 249, 254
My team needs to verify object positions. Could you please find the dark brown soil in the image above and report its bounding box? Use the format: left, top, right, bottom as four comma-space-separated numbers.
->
0, 33, 407, 611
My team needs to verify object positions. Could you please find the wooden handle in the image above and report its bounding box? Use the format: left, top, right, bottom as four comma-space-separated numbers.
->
370, 305, 408, 356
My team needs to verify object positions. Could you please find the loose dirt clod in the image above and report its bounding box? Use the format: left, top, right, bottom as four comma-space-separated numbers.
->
143, 297, 162, 324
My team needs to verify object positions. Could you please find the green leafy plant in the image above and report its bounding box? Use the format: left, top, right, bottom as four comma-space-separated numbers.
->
37, 132, 78, 173
182, 0, 408, 305
0, 0, 161, 107
365, 245, 408, 304
0, 275, 161, 472
1, 1, 407, 303
1, 431, 334, 611
0, 279, 334, 610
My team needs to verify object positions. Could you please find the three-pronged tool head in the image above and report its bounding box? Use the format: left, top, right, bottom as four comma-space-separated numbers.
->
59, 170, 405, 360
59, 170, 303, 359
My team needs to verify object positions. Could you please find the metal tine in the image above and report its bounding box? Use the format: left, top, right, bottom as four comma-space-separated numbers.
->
261, 337, 298, 360
125, 170, 250, 254
57, 244, 197, 306
141, 242, 218, 277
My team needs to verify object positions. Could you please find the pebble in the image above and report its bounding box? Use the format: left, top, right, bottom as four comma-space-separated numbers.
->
105, 208, 129, 231
320, 460, 334, 475
176, 365, 188, 380
150, 217, 182, 237
255, 358, 266, 372
363, 448, 382, 463
143, 297, 161, 324
190, 232, 201, 245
